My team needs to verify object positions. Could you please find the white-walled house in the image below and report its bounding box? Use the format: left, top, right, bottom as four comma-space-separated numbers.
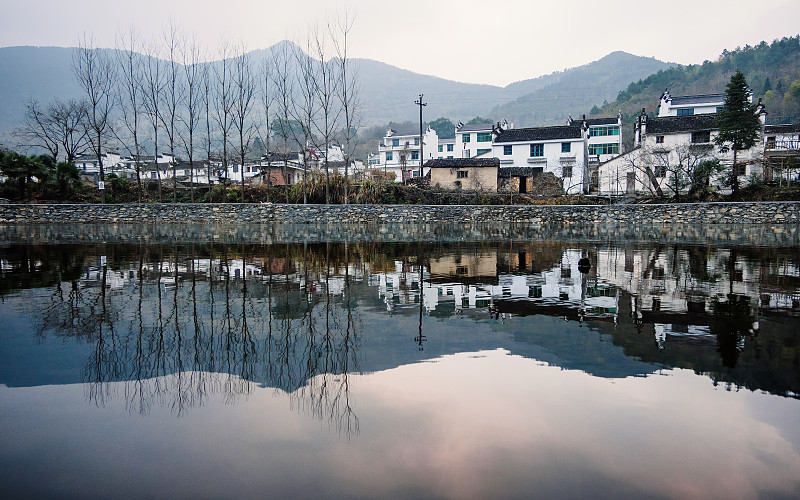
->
436, 138, 456, 159
454, 122, 503, 159
376, 127, 438, 182
492, 124, 589, 195
657, 90, 725, 117
598, 103, 768, 196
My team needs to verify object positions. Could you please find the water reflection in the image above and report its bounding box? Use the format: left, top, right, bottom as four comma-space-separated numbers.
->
1, 233, 799, 421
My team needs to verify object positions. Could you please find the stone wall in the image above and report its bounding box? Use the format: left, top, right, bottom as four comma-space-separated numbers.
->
0, 201, 799, 225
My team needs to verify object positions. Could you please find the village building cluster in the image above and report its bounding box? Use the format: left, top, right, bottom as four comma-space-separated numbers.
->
72, 87, 800, 197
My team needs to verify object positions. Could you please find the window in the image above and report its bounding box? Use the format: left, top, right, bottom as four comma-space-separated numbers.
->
655, 165, 666, 178
438, 145, 443, 152
462, 133, 471, 143
414, 137, 419, 145
656, 135, 664, 144
386, 151, 393, 161
447, 144, 454, 152
462, 150, 470, 158
477, 148, 491, 156
457, 170, 468, 178
233, 165, 239, 173
392, 138, 399, 147
447, 156, 453, 159
530, 144, 543, 157
736, 164, 747, 176
562, 166, 573, 178
503, 145, 513, 155
561, 142, 571, 153
589, 126, 620, 137
691, 131, 710, 143
588, 143, 619, 155
476, 132, 491, 142
411, 151, 419, 160
677, 108, 694, 116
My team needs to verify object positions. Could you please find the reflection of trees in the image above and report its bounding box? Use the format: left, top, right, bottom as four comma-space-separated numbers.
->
13, 241, 364, 433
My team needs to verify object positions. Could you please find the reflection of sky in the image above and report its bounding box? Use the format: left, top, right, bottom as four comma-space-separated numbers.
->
2, 350, 799, 499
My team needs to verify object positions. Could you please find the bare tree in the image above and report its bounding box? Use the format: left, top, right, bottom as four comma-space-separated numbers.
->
18, 98, 89, 165
290, 38, 319, 204
73, 34, 115, 203
115, 27, 145, 202
258, 54, 275, 201
142, 41, 165, 201
311, 24, 341, 204
160, 21, 185, 202
180, 32, 204, 202
202, 63, 214, 192
231, 43, 257, 201
331, 8, 361, 205
212, 40, 235, 186
272, 41, 294, 203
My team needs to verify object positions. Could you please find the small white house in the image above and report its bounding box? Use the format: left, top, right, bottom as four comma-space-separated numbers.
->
376, 126, 438, 182
657, 90, 725, 117
492, 124, 589, 195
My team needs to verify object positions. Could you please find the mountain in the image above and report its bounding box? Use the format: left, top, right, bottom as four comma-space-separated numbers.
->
0, 42, 671, 147
491, 51, 675, 127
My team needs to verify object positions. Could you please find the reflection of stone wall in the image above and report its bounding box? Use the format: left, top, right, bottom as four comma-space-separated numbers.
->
2, 202, 799, 226
3, 221, 800, 248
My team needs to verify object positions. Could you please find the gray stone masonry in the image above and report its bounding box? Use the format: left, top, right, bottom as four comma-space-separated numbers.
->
0, 202, 799, 225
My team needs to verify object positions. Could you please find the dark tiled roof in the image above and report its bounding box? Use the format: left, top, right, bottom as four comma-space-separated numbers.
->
585, 117, 618, 126
425, 158, 500, 168
647, 114, 717, 134
765, 123, 800, 133
456, 123, 493, 132
494, 126, 582, 143
670, 94, 724, 105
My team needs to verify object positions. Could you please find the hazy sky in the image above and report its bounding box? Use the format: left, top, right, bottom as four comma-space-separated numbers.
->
2, 0, 799, 86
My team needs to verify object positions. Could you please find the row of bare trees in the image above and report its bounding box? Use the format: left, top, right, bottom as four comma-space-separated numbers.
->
18, 12, 360, 204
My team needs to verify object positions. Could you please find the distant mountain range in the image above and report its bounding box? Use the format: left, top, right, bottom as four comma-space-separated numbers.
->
0, 42, 674, 147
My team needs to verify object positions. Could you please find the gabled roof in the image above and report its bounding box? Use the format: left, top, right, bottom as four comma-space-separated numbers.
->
585, 117, 618, 126
670, 94, 725, 106
647, 114, 717, 134
456, 123, 493, 133
765, 123, 800, 134
425, 158, 500, 168
494, 126, 582, 143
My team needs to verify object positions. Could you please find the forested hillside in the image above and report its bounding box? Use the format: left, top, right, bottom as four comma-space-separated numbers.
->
593, 36, 800, 148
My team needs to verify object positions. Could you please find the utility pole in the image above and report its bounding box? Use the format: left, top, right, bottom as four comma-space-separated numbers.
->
415, 94, 427, 179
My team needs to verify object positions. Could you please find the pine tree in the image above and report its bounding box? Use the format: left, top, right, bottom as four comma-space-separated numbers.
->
714, 70, 761, 194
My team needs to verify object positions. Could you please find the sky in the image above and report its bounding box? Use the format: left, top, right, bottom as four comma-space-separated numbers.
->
2, 0, 800, 87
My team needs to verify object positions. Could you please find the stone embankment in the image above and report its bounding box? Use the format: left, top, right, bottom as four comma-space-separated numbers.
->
0, 201, 799, 225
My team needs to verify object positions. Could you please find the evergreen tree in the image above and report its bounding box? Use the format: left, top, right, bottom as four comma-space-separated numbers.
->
714, 70, 761, 194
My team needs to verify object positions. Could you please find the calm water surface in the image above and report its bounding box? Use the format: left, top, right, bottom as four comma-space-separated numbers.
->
1, 224, 799, 499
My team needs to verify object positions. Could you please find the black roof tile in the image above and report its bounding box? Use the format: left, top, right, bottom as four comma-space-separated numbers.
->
647, 114, 718, 134
494, 126, 582, 143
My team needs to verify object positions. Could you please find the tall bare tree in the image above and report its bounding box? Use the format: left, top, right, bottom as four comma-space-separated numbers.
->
331, 8, 361, 205
232, 43, 257, 201
202, 63, 214, 191
259, 54, 275, 201
212, 40, 235, 186
160, 21, 185, 202
291, 39, 318, 204
311, 25, 341, 204
142, 41, 165, 201
73, 34, 115, 203
272, 41, 294, 203
180, 32, 204, 202
115, 27, 145, 202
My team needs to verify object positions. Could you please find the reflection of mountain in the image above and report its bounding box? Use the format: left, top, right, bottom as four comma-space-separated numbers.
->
0, 239, 798, 400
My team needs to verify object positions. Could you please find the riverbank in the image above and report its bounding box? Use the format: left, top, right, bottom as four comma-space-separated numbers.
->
1, 201, 799, 225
